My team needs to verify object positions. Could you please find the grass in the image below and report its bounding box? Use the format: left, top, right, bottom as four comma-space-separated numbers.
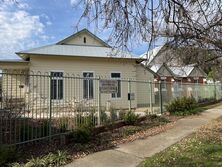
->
139, 116, 222, 167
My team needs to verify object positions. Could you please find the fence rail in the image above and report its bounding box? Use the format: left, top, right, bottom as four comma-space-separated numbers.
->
0, 71, 221, 145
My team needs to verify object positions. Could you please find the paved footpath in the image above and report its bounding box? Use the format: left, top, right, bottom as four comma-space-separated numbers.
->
66, 105, 222, 167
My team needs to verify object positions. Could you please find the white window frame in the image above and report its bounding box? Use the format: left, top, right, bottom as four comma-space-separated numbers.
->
50, 70, 64, 101
110, 71, 122, 99
82, 71, 95, 99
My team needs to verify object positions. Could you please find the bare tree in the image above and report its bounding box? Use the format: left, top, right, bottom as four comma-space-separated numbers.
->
75, 0, 222, 60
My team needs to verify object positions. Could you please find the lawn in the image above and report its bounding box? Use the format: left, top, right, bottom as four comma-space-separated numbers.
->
139, 116, 222, 167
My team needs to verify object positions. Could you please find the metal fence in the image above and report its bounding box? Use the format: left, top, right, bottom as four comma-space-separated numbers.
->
0, 71, 221, 145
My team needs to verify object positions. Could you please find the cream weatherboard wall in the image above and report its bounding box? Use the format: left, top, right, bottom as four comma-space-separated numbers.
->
136, 65, 155, 107
1, 69, 28, 99
0, 63, 29, 101
28, 55, 143, 109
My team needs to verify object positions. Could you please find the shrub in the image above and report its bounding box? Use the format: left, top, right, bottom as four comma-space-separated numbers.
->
165, 96, 201, 115
76, 113, 96, 128
26, 157, 45, 167
9, 162, 25, 167
108, 108, 119, 122
101, 111, 109, 124
69, 114, 95, 143
70, 125, 94, 143
0, 145, 17, 166
119, 110, 127, 120
53, 150, 71, 166
9, 150, 71, 167
198, 97, 216, 104
59, 118, 69, 132
124, 111, 139, 125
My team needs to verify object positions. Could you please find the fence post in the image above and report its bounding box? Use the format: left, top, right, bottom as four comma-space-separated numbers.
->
214, 82, 217, 100
97, 77, 101, 126
128, 79, 131, 111
49, 74, 52, 141
159, 80, 163, 115
149, 81, 153, 114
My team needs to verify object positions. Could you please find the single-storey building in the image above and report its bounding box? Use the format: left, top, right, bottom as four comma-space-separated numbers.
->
141, 46, 209, 102
141, 46, 207, 84
0, 29, 155, 113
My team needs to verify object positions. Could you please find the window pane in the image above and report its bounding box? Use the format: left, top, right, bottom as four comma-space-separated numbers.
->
83, 72, 93, 78
83, 80, 88, 99
58, 80, 63, 99
83, 72, 94, 99
50, 72, 64, 100
51, 72, 63, 77
111, 72, 121, 98
111, 73, 121, 78
51, 79, 57, 99
89, 79, 94, 98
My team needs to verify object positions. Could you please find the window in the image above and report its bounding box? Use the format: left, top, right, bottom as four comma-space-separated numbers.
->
51, 72, 63, 100
111, 72, 121, 98
161, 80, 167, 91
83, 72, 94, 99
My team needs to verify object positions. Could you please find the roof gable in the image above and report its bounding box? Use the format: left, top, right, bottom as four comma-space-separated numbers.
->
169, 66, 194, 77
158, 64, 174, 76
56, 29, 111, 47
150, 64, 174, 77
140, 46, 164, 65
189, 66, 207, 77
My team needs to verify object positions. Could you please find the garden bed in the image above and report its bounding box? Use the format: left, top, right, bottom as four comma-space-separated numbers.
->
8, 114, 180, 166
3, 101, 222, 166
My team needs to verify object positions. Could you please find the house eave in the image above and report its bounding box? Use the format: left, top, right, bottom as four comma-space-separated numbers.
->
16, 52, 144, 61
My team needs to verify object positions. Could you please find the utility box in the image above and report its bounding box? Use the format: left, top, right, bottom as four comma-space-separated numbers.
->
128, 93, 135, 100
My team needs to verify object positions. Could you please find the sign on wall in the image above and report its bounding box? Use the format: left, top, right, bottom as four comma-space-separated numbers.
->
99, 80, 118, 93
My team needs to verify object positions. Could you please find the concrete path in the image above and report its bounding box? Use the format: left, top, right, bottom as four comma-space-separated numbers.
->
66, 105, 222, 167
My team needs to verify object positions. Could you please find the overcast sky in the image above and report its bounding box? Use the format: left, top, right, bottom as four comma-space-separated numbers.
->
0, 0, 163, 59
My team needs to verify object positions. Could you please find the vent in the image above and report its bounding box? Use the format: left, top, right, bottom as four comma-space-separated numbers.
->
84, 37, 86, 43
